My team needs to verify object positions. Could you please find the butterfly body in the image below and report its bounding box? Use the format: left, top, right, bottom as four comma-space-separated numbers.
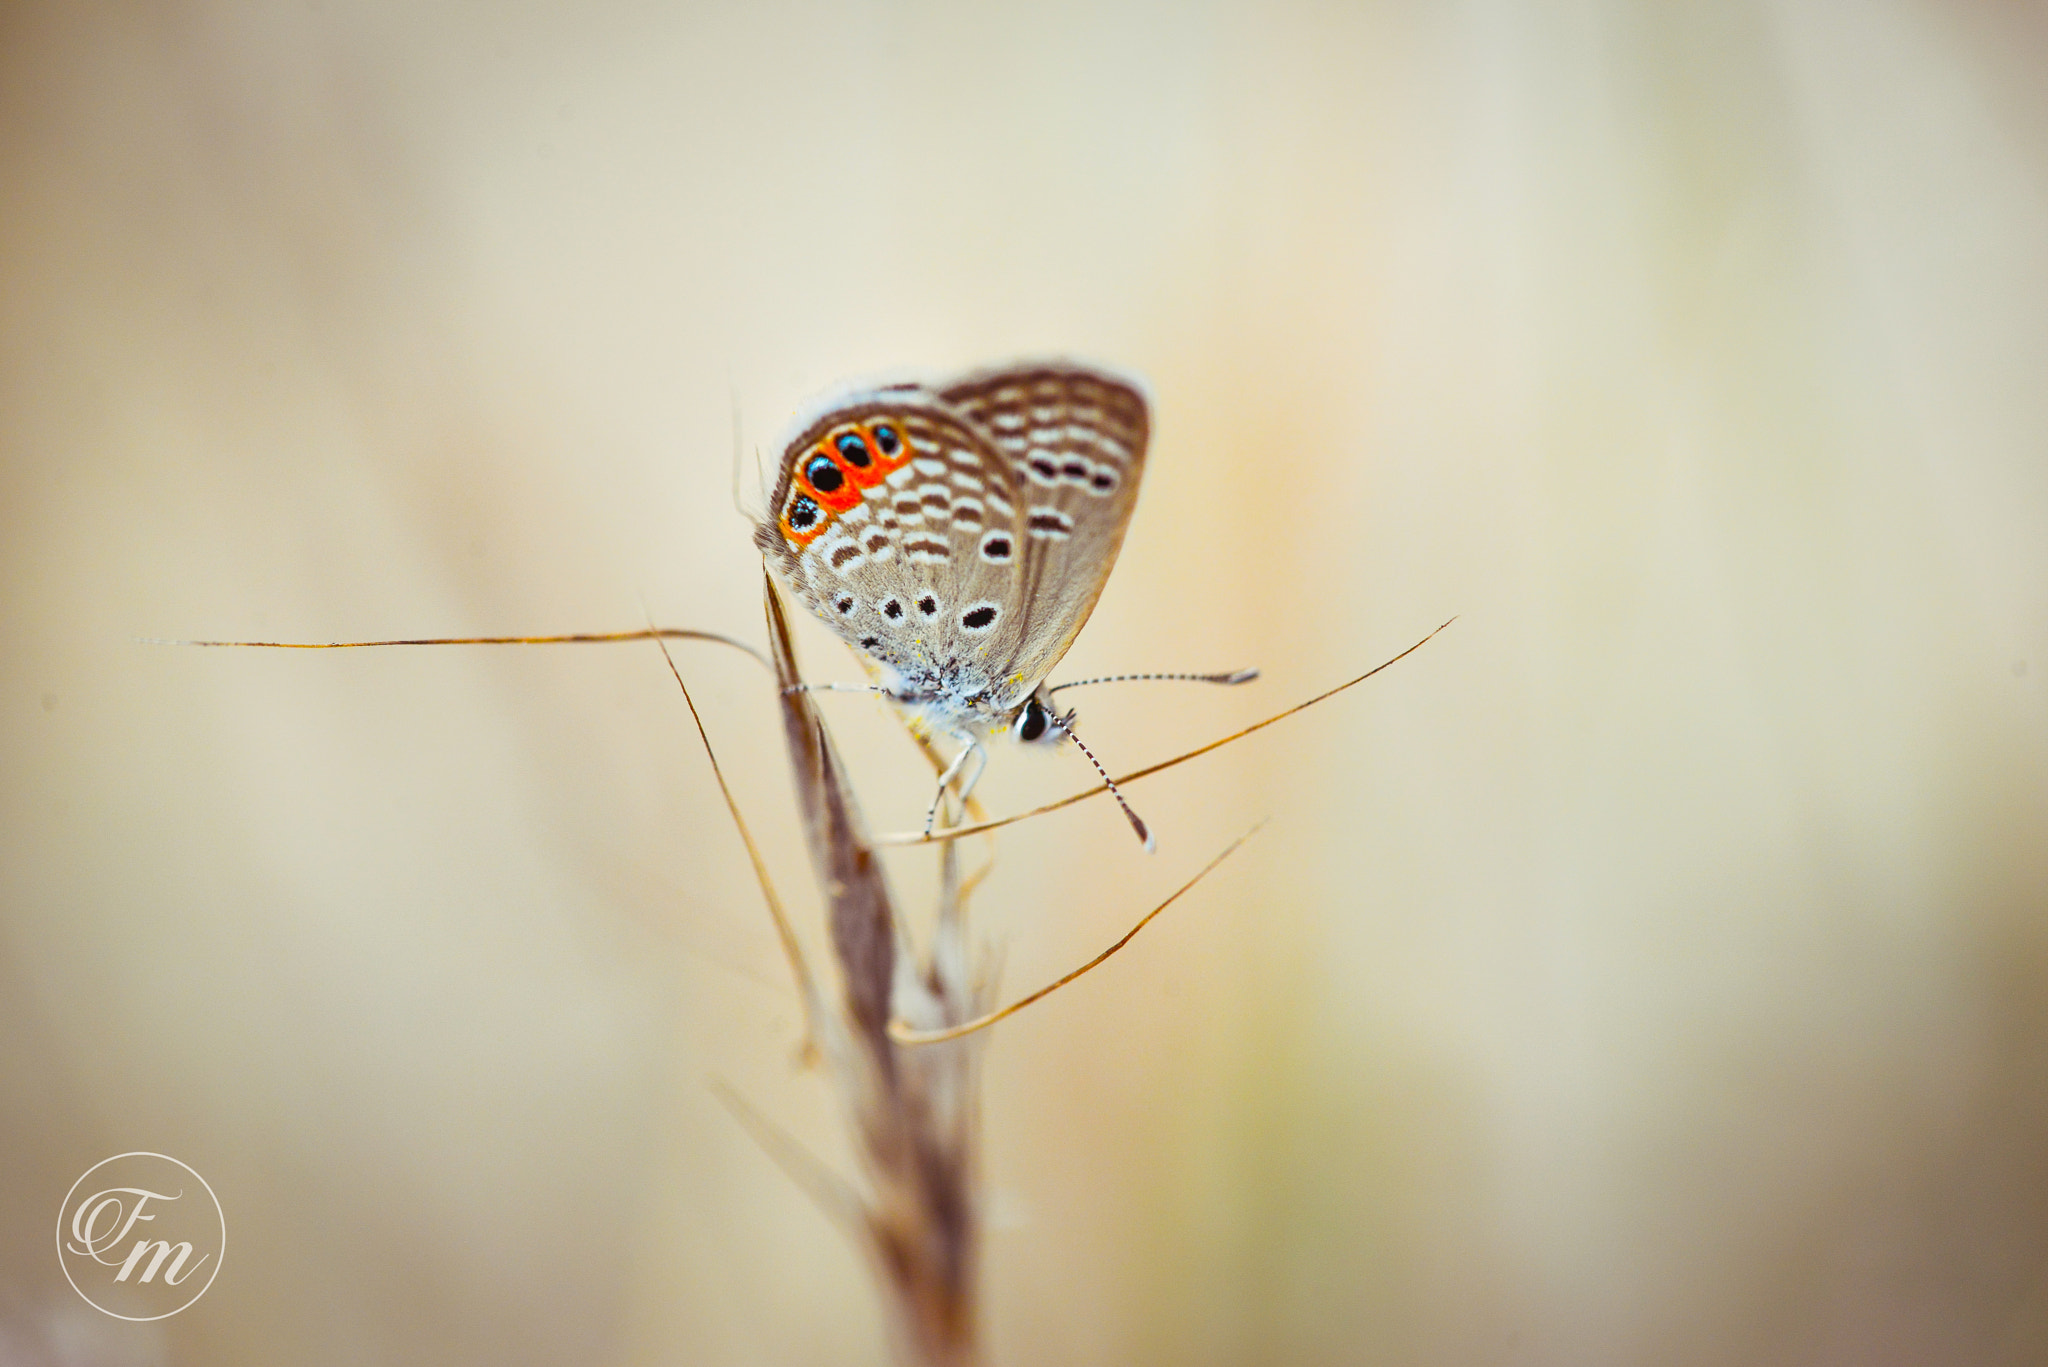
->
754, 361, 1149, 749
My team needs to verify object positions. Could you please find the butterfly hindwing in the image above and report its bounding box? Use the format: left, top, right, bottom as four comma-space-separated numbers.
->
755, 386, 1029, 696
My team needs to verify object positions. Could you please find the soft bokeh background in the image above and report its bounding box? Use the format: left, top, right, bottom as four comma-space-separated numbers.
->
5, 2, 2046, 1363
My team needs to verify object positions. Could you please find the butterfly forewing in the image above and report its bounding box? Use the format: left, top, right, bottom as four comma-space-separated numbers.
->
937, 363, 1149, 689
755, 361, 1148, 730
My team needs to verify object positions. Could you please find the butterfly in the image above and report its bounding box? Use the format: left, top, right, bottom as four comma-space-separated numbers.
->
754, 360, 1252, 849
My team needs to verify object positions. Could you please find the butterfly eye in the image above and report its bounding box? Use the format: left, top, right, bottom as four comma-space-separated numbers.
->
804, 453, 846, 494
834, 431, 872, 468
1016, 701, 1047, 743
871, 424, 901, 456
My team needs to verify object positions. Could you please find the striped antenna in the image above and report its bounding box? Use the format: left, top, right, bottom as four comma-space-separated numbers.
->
1048, 667, 1257, 694
1060, 715, 1153, 853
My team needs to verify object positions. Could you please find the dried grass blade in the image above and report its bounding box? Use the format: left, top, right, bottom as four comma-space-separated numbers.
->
710, 1078, 866, 1238
652, 631, 826, 1055
143, 627, 769, 669
877, 617, 1456, 846
889, 821, 1264, 1046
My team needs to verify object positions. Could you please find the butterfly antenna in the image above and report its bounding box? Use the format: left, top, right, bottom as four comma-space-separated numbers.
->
1061, 714, 1154, 853
1048, 668, 1258, 694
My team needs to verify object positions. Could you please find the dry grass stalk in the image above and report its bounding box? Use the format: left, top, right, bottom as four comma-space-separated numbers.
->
668, 592, 1451, 1363
166, 596, 1449, 1364
762, 573, 991, 1367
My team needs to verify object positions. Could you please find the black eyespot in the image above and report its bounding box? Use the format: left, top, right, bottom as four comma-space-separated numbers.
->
980, 535, 1012, 561
804, 453, 845, 494
834, 432, 871, 468
1018, 700, 1048, 743
918, 595, 938, 617
788, 495, 820, 530
860, 636, 880, 651
1029, 457, 1057, 481
1091, 472, 1115, 491
1061, 461, 1088, 479
835, 596, 855, 614
883, 599, 904, 620
872, 424, 901, 456
962, 605, 996, 629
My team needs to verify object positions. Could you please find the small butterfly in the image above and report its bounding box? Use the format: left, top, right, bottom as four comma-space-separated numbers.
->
754, 360, 1252, 849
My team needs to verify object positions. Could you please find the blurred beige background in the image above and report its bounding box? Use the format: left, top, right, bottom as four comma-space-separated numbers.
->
5, 2, 2046, 1363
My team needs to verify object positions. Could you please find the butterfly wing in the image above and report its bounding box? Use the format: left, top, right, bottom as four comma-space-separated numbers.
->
753, 383, 1031, 698
936, 362, 1150, 690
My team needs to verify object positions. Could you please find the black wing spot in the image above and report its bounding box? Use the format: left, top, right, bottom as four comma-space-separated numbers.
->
860, 636, 880, 651
834, 431, 871, 468
883, 598, 904, 620
1061, 461, 1089, 480
1091, 471, 1116, 492
835, 595, 855, 615
962, 605, 997, 630
872, 424, 901, 455
918, 595, 938, 617
1029, 457, 1058, 481
805, 453, 845, 494
980, 533, 1013, 562
788, 495, 820, 530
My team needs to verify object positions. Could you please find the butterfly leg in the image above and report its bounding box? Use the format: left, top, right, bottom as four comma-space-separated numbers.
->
779, 682, 884, 697
923, 729, 986, 838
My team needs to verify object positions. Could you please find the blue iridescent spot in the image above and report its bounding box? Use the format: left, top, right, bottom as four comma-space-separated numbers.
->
835, 432, 872, 468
